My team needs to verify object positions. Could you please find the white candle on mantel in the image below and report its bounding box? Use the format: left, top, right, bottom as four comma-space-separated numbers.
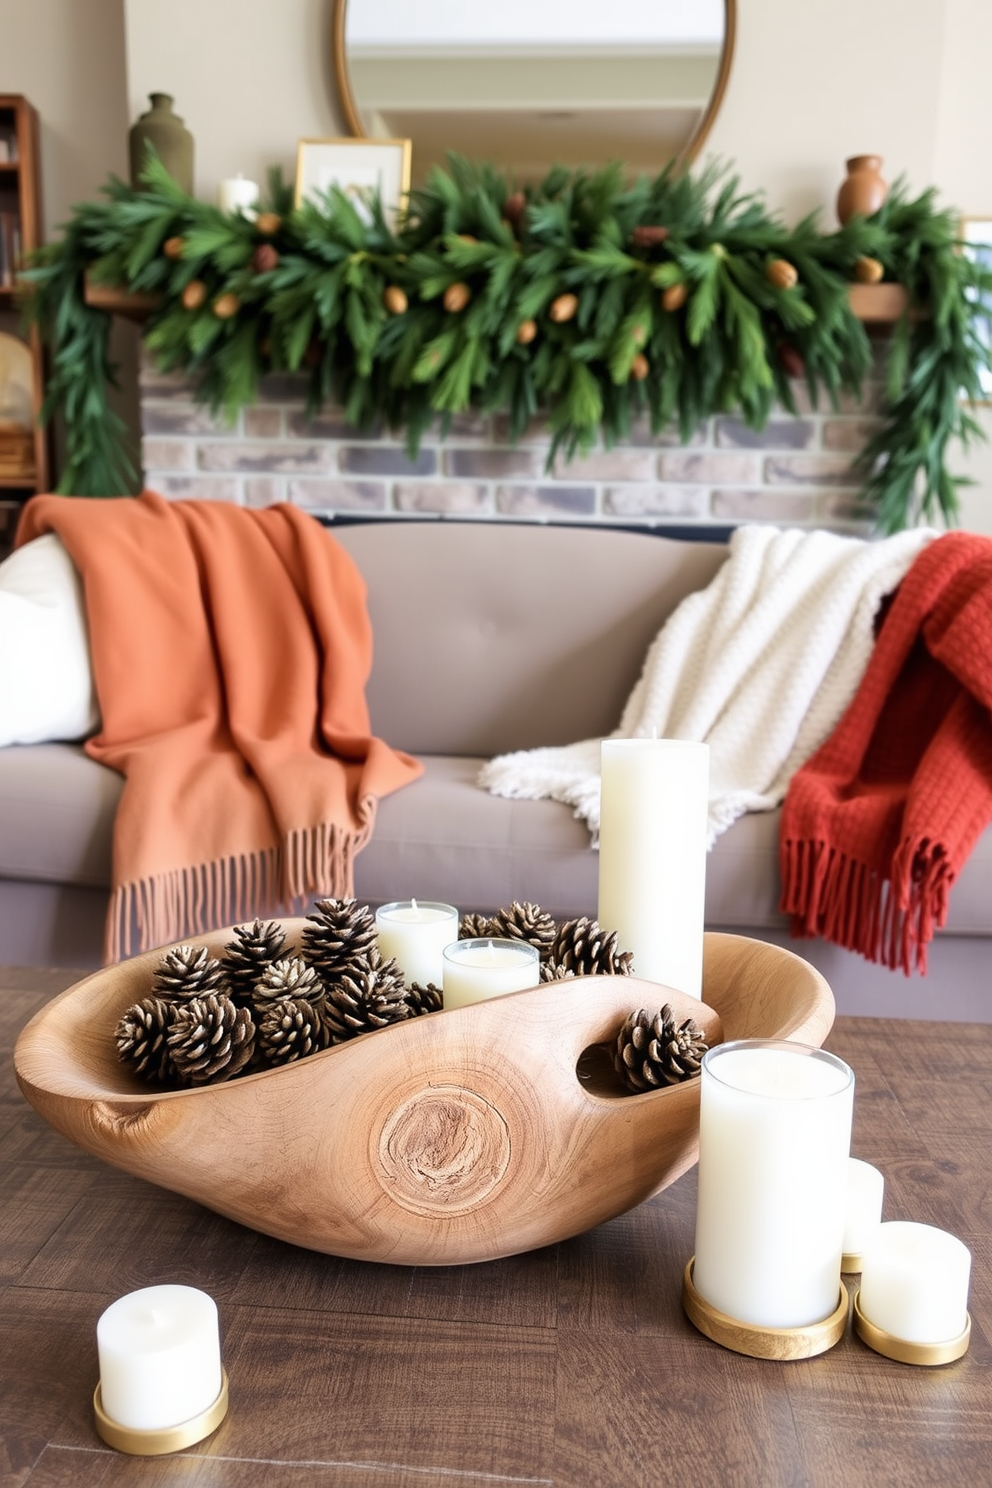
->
842, 1157, 884, 1262
859, 1221, 971, 1344
693, 1040, 854, 1329
375, 899, 458, 987
597, 738, 709, 997
442, 938, 540, 1009
97, 1285, 222, 1432
217, 174, 259, 214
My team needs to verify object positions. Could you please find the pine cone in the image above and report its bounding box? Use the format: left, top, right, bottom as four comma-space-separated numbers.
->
167, 994, 256, 1085
257, 998, 323, 1066
548, 917, 634, 978
302, 897, 378, 984
406, 981, 443, 1015
115, 997, 176, 1083
459, 911, 494, 939
252, 956, 323, 1011
223, 919, 287, 1004
614, 1005, 708, 1093
153, 943, 228, 1002
540, 962, 576, 983
490, 902, 557, 961
322, 947, 410, 1042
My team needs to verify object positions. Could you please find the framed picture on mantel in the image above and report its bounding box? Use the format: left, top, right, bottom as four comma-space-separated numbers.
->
960, 216, 992, 401
295, 137, 412, 227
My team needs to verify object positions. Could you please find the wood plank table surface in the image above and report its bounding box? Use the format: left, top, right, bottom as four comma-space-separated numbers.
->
1, 966, 989, 1488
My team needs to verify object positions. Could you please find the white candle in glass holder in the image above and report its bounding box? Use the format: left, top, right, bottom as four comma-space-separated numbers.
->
97, 1285, 222, 1431
859, 1221, 971, 1344
693, 1040, 854, 1329
217, 174, 259, 214
597, 738, 709, 997
442, 938, 540, 1009
375, 900, 458, 987
842, 1158, 884, 1263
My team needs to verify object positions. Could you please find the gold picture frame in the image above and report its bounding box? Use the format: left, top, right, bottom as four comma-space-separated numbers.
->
960, 216, 992, 402
294, 136, 412, 225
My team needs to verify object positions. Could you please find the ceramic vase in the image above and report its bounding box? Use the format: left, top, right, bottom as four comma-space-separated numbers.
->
129, 93, 194, 194
836, 155, 887, 226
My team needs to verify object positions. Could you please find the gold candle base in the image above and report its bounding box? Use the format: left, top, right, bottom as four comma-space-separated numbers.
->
841, 1252, 864, 1274
93, 1368, 229, 1455
852, 1289, 971, 1366
682, 1258, 849, 1360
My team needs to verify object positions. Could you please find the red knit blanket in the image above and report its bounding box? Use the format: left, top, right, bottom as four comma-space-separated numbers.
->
780, 531, 992, 974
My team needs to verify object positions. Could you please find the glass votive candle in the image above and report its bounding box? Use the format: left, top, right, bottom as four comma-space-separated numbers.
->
691, 1040, 854, 1337
855, 1220, 972, 1364
374, 900, 458, 987
442, 937, 540, 1009
842, 1157, 884, 1272
94, 1285, 228, 1454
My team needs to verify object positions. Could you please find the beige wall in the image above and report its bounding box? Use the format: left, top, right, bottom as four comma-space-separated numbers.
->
5, 0, 992, 528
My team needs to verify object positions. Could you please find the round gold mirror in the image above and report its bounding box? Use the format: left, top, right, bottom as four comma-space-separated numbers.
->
332, 0, 736, 187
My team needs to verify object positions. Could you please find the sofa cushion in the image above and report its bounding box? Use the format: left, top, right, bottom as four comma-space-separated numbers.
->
0, 742, 118, 887
0, 533, 100, 746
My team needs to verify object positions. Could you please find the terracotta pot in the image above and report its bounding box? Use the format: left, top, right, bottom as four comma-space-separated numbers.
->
129, 93, 194, 193
836, 155, 887, 226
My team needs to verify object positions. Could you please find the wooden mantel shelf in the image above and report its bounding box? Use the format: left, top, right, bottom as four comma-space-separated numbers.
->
83, 278, 913, 325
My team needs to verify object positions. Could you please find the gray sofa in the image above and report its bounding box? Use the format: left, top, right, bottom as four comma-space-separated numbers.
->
1, 520, 989, 1020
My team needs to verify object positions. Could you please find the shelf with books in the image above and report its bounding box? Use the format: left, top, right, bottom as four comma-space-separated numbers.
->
0, 93, 49, 503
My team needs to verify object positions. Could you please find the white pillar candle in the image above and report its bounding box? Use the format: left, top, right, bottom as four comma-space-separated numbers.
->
375, 900, 458, 987
442, 938, 540, 1009
597, 738, 709, 997
217, 174, 259, 214
842, 1157, 884, 1261
859, 1221, 971, 1344
693, 1040, 854, 1329
97, 1285, 223, 1431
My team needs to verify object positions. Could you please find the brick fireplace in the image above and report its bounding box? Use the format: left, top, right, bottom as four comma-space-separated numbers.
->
139, 358, 885, 533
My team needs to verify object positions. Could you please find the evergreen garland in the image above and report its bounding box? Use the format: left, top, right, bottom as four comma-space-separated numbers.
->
19, 152, 992, 532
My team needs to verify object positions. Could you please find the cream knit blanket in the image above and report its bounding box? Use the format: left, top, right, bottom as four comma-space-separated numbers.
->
479, 524, 936, 846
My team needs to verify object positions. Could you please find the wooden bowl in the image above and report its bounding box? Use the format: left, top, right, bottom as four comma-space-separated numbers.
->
14, 929, 833, 1266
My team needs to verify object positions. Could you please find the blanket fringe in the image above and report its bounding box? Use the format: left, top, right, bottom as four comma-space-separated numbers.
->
780, 835, 952, 977
105, 806, 376, 963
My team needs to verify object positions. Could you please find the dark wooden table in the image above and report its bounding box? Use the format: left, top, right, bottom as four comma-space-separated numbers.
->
2, 966, 989, 1488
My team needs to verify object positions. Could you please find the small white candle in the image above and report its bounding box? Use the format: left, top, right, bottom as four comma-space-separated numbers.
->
97, 1285, 222, 1431
859, 1221, 971, 1344
375, 900, 458, 987
842, 1158, 884, 1261
598, 738, 709, 997
693, 1040, 854, 1329
442, 938, 540, 1009
217, 174, 259, 214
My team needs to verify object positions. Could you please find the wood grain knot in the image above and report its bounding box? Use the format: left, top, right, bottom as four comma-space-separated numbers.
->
376, 1086, 511, 1216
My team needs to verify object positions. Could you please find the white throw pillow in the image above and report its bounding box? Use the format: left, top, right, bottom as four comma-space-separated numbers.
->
0, 532, 100, 746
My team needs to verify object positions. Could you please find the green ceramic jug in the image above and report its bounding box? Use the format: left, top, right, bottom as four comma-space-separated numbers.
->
129, 93, 194, 193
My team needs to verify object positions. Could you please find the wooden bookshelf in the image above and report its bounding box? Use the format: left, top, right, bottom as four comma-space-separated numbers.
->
0, 93, 50, 524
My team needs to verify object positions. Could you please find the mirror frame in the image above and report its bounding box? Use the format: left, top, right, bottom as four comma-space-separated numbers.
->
331, 0, 737, 176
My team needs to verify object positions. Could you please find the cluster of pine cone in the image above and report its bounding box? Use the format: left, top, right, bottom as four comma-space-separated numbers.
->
114, 896, 706, 1094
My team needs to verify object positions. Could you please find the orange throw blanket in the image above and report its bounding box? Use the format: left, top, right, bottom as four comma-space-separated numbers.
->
16, 493, 423, 961
780, 531, 992, 974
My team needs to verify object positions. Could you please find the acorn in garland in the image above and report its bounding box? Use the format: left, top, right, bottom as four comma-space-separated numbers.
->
502, 190, 527, 234
660, 281, 688, 313
251, 242, 280, 275
181, 279, 208, 311
163, 235, 185, 261
548, 292, 579, 324
766, 258, 799, 291
630, 225, 670, 251
630, 352, 650, 381
516, 318, 538, 345
213, 292, 241, 320
777, 341, 806, 379
383, 284, 409, 315
443, 281, 472, 313
255, 211, 282, 237
853, 254, 885, 284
